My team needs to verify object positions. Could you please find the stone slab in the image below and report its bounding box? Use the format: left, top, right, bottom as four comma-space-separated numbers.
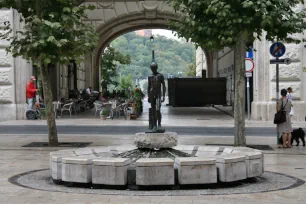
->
51, 161, 62, 180
216, 154, 246, 164
108, 145, 137, 152
216, 160, 247, 182
136, 165, 175, 185
92, 147, 109, 153
223, 148, 234, 154
176, 163, 217, 184
246, 157, 263, 178
62, 157, 93, 165
92, 158, 132, 166
62, 163, 92, 183
175, 157, 216, 165
134, 132, 178, 149
136, 158, 174, 167
196, 146, 224, 156
172, 145, 197, 155
92, 165, 129, 185
74, 148, 93, 156
51, 155, 62, 163
244, 152, 262, 160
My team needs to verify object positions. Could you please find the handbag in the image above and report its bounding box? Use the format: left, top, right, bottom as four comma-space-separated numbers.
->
274, 99, 288, 124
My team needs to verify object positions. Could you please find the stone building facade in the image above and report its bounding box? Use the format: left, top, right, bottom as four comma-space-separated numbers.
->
196, 40, 306, 121
0, 0, 305, 122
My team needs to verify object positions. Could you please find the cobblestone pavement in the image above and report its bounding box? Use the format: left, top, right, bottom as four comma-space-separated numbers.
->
0, 133, 306, 204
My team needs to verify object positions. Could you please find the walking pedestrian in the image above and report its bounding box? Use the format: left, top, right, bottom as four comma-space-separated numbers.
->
26, 76, 39, 110
278, 89, 293, 148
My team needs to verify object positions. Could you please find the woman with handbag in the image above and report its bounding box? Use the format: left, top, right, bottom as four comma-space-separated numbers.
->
277, 89, 293, 148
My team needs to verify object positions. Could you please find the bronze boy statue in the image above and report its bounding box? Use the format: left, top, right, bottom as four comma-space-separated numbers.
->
148, 61, 166, 133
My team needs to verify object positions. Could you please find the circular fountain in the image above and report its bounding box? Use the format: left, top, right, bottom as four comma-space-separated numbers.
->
50, 132, 264, 189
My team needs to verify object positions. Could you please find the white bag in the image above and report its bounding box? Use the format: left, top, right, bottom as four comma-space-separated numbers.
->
290, 107, 294, 116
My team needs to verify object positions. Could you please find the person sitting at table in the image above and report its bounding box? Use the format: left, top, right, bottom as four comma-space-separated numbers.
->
86, 87, 92, 95
99, 93, 108, 102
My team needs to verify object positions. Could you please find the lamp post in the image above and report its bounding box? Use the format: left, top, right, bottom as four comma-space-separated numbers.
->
150, 35, 155, 62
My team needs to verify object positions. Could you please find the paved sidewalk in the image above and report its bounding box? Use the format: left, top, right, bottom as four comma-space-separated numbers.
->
0, 134, 306, 204
1, 102, 306, 203
1, 103, 305, 128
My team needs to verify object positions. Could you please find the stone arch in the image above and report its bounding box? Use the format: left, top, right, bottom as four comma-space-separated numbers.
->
92, 12, 182, 89
84, 0, 212, 89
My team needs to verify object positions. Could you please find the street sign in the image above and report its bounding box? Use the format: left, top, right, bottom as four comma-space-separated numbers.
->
270, 42, 286, 58
246, 47, 253, 59
245, 58, 254, 72
245, 72, 252, 77
270, 58, 291, 65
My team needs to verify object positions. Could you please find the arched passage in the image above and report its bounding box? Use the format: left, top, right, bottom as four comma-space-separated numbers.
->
90, 12, 211, 90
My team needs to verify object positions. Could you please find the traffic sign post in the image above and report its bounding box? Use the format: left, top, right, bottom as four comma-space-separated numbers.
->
245, 58, 254, 121
270, 42, 286, 145
270, 58, 292, 65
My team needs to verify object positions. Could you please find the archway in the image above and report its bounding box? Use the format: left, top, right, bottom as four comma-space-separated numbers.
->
92, 12, 198, 90
82, 0, 213, 90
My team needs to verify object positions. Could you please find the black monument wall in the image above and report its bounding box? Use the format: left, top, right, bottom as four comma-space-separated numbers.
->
168, 77, 227, 107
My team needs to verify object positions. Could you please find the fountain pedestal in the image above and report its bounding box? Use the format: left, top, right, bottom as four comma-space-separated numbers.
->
134, 132, 178, 149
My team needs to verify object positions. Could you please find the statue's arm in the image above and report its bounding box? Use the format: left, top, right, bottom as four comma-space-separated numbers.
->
148, 77, 151, 103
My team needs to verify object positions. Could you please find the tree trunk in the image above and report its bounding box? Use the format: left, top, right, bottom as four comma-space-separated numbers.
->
204, 49, 214, 78
40, 63, 59, 146
234, 32, 247, 146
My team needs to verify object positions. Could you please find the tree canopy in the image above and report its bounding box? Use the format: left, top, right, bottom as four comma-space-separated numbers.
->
111, 32, 196, 80
185, 62, 196, 77
169, 0, 306, 50
0, 0, 99, 146
168, 0, 306, 146
101, 47, 131, 89
0, 0, 98, 66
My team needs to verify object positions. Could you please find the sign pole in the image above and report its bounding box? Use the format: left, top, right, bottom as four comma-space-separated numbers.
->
245, 58, 254, 121
247, 77, 251, 121
269, 42, 286, 145
276, 57, 280, 144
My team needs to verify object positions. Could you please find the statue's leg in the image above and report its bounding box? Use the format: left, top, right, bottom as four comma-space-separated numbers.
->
157, 110, 162, 127
148, 108, 153, 130
151, 99, 157, 130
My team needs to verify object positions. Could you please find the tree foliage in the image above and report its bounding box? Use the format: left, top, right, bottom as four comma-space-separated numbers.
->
168, 0, 306, 146
0, 0, 99, 146
119, 75, 134, 98
111, 32, 196, 80
185, 62, 196, 76
101, 47, 131, 89
0, 0, 98, 65
169, 0, 306, 50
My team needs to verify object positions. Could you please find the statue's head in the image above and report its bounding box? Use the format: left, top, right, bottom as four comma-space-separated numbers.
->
150, 62, 158, 73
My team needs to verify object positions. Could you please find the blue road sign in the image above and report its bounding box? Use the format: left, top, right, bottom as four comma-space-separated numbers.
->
246, 46, 253, 59
270, 42, 286, 58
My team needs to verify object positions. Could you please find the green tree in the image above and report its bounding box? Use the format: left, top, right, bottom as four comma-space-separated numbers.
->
111, 33, 196, 81
185, 62, 196, 77
101, 47, 131, 91
119, 75, 134, 98
169, 0, 306, 146
0, 0, 99, 146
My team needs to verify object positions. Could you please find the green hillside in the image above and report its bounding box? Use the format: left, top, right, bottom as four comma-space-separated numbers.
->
111, 32, 196, 80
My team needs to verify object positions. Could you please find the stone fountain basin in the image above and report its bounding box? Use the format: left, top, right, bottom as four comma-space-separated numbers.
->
50, 145, 264, 186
